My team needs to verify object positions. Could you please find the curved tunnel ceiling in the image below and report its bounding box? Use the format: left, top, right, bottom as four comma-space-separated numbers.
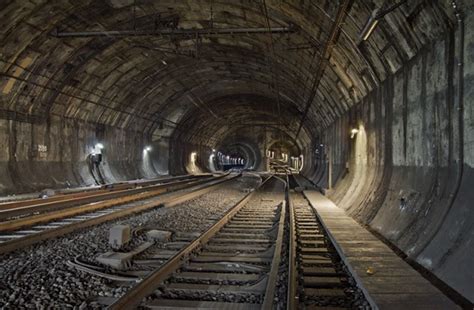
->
0, 0, 455, 147
174, 94, 308, 144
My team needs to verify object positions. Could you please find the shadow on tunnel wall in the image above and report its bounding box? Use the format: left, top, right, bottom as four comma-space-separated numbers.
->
304, 23, 474, 303
169, 141, 208, 175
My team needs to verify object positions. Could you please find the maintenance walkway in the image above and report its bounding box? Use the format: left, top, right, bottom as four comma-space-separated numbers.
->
303, 190, 459, 310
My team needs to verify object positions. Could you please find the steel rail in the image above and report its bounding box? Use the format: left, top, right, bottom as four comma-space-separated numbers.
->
109, 175, 275, 310
294, 0, 352, 140
287, 186, 298, 310
261, 176, 288, 309
287, 187, 357, 307
0, 174, 205, 211
0, 174, 208, 212
0, 175, 212, 220
0, 175, 227, 231
0, 174, 238, 255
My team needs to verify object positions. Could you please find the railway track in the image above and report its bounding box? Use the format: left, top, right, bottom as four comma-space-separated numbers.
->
0, 176, 221, 232
0, 174, 235, 254
0, 172, 369, 308
0, 174, 210, 221
109, 175, 287, 309
288, 190, 365, 309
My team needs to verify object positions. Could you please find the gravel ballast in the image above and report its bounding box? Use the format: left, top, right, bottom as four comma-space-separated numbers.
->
0, 174, 260, 309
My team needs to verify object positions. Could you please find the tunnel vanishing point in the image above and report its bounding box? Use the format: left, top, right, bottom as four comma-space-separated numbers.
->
0, 0, 474, 308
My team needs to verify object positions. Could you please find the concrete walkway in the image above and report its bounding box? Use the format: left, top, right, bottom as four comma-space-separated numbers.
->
303, 190, 459, 310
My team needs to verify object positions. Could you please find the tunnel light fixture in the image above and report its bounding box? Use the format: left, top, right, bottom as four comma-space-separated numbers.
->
359, 1, 408, 43
351, 128, 359, 139
362, 19, 378, 41
360, 10, 380, 42
191, 152, 197, 163
161, 60, 168, 65
145, 146, 152, 152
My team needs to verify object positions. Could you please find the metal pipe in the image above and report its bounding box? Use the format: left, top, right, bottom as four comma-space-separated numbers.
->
261, 0, 283, 123
453, 0, 464, 169
434, 0, 465, 242
294, 0, 352, 140
51, 25, 297, 38
358, 0, 408, 43
66, 260, 140, 282
375, 0, 408, 19
435, 0, 465, 247
413, 0, 464, 259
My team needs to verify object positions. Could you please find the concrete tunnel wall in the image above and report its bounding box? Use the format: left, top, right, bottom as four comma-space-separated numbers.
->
0, 0, 472, 304
0, 109, 211, 195
0, 115, 174, 194
304, 8, 474, 303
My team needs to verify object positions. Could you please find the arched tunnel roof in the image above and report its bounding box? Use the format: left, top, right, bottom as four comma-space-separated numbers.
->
0, 0, 455, 147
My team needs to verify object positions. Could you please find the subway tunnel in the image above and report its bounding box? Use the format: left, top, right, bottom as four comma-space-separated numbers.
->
0, 0, 473, 308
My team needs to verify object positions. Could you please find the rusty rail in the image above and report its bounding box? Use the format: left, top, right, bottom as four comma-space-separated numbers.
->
262, 175, 288, 309
287, 185, 298, 309
0, 174, 205, 211
0, 174, 236, 255
0, 175, 212, 220
109, 175, 275, 309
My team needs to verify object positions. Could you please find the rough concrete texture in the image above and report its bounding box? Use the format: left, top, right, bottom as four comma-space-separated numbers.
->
0, 1, 451, 166
0, 0, 472, 304
304, 4, 474, 303
0, 115, 167, 194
